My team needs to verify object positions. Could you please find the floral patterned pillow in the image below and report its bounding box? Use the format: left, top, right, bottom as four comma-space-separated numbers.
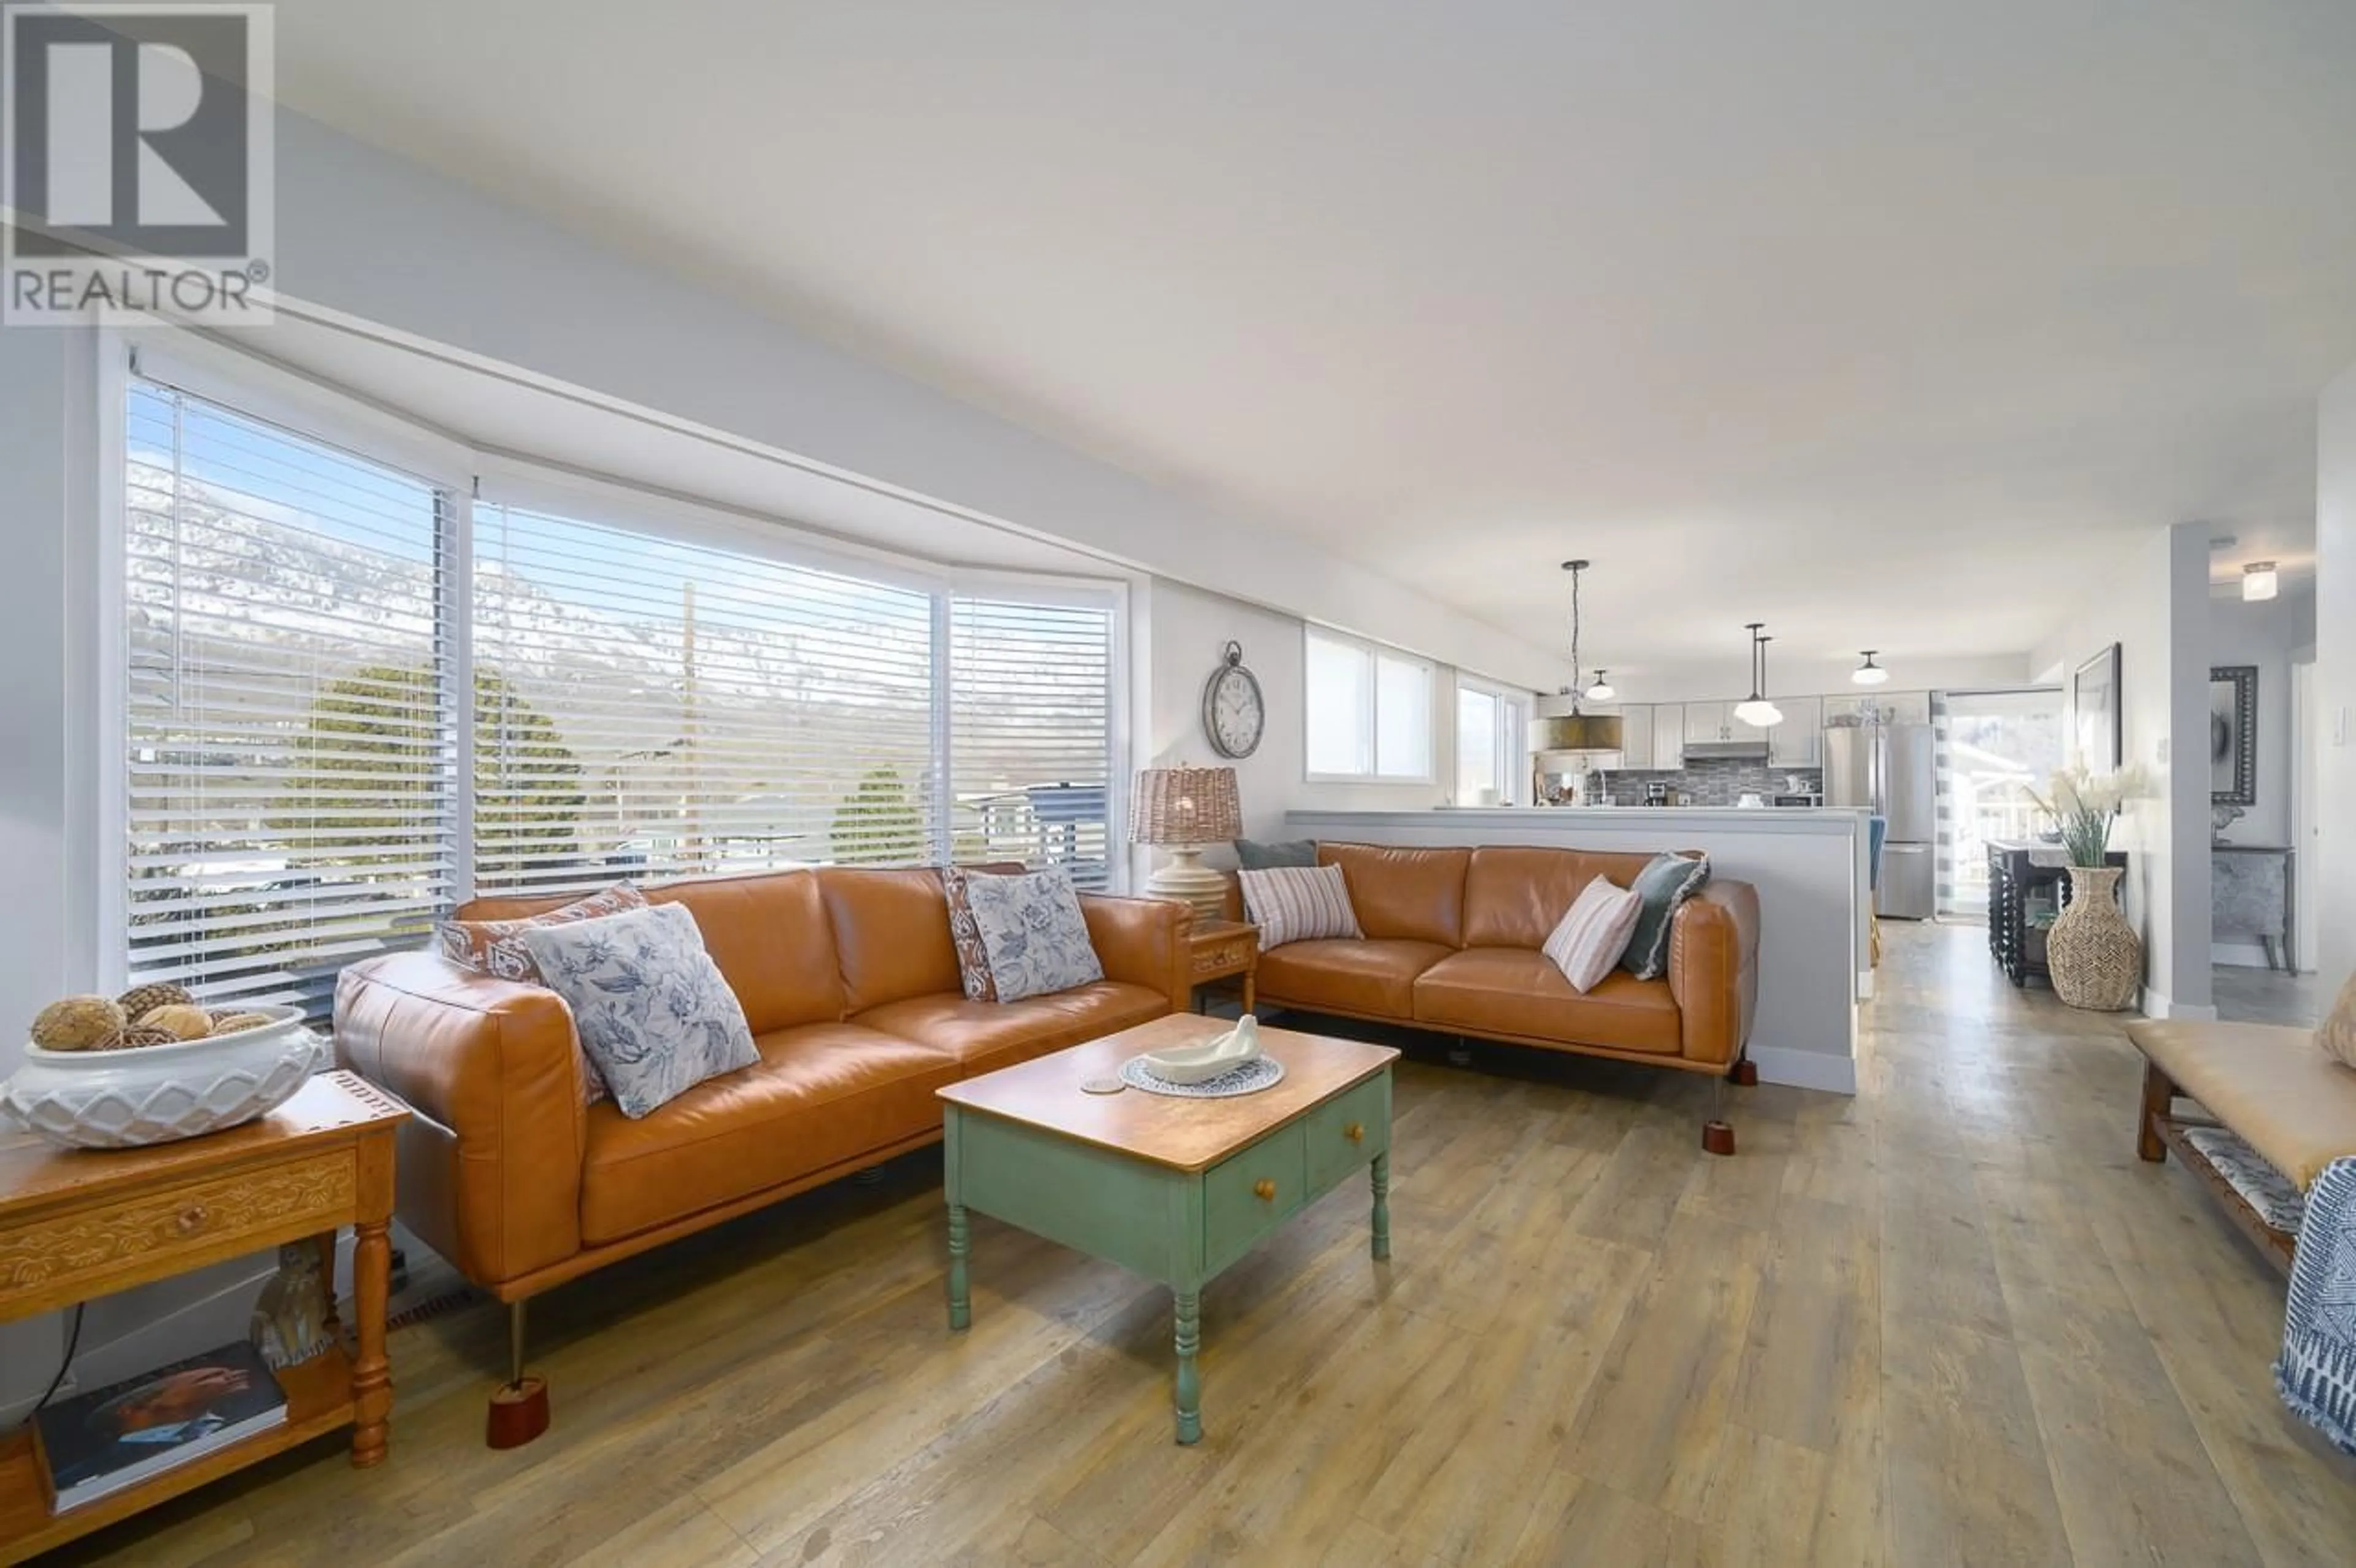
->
434, 883, 646, 1103
518, 904, 759, 1120
960, 867, 1104, 1003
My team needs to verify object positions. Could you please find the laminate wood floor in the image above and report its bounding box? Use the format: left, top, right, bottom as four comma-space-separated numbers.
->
55, 922, 2356, 1566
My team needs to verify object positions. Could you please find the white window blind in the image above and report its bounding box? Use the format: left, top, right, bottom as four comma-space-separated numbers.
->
471, 502, 941, 895
123, 379, 458, 1020
949, 593, 1115, 889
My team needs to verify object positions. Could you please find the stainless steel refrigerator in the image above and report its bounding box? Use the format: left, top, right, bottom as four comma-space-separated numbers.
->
1825, 721, 1936, 920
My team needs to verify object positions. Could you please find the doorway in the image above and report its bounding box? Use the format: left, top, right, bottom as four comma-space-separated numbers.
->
1936, 688, 2068, 918
2293, 659, 2320, 973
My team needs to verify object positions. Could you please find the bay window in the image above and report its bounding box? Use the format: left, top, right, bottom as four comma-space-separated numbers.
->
116, 366, 1120, 1018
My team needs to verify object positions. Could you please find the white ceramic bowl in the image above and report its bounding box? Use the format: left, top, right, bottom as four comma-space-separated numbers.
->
2, 1006, 325, 1149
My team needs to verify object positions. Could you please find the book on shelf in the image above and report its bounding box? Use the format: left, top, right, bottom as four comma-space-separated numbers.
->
33, 1340, 287, 1512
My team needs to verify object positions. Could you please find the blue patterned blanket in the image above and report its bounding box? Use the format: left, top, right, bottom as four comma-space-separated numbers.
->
2277, 1155, 2356, 1456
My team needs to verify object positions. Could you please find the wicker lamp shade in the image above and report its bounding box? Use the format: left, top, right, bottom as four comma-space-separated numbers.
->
1130, 766, 1242, 846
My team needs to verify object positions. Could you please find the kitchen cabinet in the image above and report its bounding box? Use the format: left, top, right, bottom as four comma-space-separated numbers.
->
1649, 703, 1684, 768
1825, 690, 1930, 729
1615, 705, 1654, 772
1683, 701, 1732, 747
1880, 690, 1931, 726
1769, 695, 1823, 766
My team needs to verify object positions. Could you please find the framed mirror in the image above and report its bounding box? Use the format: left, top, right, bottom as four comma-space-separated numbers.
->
2071, 644, 2120, 772
2209, 664, 2257, 807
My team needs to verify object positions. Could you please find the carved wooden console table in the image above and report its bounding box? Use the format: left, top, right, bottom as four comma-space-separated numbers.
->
0, 1070, 407, 1563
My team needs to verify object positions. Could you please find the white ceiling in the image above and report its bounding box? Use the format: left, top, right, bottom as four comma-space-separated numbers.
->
264, 1, 2356, 674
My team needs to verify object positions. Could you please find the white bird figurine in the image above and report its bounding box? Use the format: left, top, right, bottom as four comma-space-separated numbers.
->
1144, 1014, 1263, 1085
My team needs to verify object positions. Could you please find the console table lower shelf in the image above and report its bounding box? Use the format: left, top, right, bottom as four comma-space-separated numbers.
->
937, 1018, 1398, 1444
0, 1071, 408, 1565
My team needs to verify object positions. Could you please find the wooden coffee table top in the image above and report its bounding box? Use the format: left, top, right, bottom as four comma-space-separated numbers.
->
937, 1015, 1398, 1172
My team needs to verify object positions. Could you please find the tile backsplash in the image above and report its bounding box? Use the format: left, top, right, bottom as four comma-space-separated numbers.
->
1595, 758, 1823, 807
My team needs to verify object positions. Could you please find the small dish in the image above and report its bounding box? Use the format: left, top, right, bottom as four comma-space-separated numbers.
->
1142, 1015, 1263, 1085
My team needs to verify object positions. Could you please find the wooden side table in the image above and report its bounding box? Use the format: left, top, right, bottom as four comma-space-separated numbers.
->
1187, 919, 1258, 1015
0, 1070, 408, 1564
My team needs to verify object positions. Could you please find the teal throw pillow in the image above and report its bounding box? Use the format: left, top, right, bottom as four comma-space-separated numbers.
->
1234, 837, 1317, 870
1620, 853, 1711, 980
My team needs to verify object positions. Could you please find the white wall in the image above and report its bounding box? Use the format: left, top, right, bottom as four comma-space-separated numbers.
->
2207, 582, 2317, 850
263, 112, 1565, 694
2320, 361, 2356, 985
2028, 521, 2212, 1018
1141, 578, 1503, 878
1614, 651, 2033, 706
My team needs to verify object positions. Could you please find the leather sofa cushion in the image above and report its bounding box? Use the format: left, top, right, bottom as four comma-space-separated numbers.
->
1461, 845, 1665, 950
1414, 947, 1682, 1055
2127, 1018, 2356, 1189
456, 870, 845, 1034
579, 1023, 957, 1245
1319, 844, 1471, 947
855, 982, 1169, 1077
1255, 939, 1453, 1018
820, 867, 966, 1013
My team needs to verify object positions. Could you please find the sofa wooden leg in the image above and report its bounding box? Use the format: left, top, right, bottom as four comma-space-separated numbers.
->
1727, 1058, 1758, 1087
1701, 1078, 1736, 1155
487, 1299, 550, 1450
2136, 1059, 2173, 1164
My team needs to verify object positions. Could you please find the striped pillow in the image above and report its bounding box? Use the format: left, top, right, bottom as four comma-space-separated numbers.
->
1239, 864, 1363, 950
1542, 875, 1644, 993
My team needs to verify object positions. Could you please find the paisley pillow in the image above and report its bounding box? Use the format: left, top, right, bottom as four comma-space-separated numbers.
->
938, 867, 999, 1003
435, 883, 646, 1103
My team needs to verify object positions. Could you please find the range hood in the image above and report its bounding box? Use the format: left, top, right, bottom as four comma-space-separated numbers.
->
1682, 739, 1771, 761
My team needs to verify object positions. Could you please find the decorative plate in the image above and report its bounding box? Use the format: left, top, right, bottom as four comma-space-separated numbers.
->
1120, 1052, 1286, 1099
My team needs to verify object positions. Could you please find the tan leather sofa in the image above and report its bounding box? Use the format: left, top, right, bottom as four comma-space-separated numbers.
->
334, 867, 1190, 1320
2128, 1017, 2356, 1270
1231, 843, 1761, 1147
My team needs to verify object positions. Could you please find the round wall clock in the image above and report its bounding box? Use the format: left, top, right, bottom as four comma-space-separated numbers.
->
1201, 640, 1266, 759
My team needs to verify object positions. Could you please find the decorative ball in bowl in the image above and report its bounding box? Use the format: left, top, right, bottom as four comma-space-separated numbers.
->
4, 1004, 324, 1149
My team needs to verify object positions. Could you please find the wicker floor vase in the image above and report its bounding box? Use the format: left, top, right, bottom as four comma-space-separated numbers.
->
2049, 865, 2141, 1010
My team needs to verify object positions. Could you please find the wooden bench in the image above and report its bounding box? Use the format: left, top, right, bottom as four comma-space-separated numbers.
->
2127, 1018, 2356, 1274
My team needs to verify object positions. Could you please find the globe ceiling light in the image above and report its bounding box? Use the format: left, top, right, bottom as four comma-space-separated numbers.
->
1584, 669, 1615, 702
1733, 625, 1784, 728
1852, 650, 1891, 686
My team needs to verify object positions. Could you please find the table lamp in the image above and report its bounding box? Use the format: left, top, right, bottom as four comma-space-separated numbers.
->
1131, 764, 1242, 920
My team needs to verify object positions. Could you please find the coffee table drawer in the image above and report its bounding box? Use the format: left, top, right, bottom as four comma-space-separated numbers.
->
1203, 1123, 1305, 1269
1303, 1072, 1390, 1193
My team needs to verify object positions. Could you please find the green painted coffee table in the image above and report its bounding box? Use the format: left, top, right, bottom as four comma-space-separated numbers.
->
937, 1015, 1399, 1443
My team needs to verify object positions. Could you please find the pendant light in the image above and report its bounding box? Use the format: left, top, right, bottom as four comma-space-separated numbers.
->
1530, 560, 1625, 753
1852, 650, 1890, 686
1585, 669, 1615, 702
1733, 623, 1784, 728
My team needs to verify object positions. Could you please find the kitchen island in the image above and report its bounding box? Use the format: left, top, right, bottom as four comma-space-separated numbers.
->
1284, 806, 1870, 1094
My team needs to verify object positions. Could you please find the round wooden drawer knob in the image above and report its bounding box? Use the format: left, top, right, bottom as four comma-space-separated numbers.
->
1253, 1178, 1276, 1202
175, 1205, 209, 1235
1344, 1122, 1365, 1143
